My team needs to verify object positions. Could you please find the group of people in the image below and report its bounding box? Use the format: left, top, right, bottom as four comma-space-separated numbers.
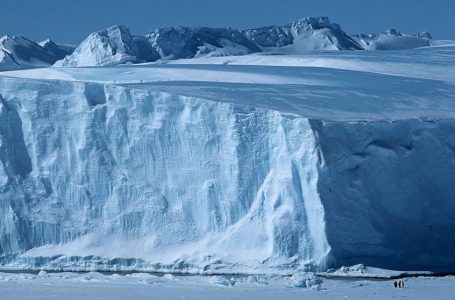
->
394, 279, 405, 288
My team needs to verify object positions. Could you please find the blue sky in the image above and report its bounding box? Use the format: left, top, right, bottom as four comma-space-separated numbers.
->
1, 0, 454, 44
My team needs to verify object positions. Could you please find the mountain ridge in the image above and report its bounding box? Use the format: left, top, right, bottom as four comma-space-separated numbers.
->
0, 35, 74, 71
0, 17, 437, 70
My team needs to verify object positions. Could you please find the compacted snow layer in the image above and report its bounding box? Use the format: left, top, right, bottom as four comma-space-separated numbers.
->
0, 46, 455, 273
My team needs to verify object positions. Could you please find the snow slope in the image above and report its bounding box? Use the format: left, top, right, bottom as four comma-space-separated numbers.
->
38, 39, 75, 60
0, 50, 17, 71
0, 45, 455, 274
0, 35, 73, 71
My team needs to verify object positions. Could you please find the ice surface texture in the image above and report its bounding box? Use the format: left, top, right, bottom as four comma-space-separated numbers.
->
1, 45, 455, 273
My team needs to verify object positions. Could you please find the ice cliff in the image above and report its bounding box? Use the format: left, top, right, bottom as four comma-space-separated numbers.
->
0, 79, 330, 273
0, 44, 455, 274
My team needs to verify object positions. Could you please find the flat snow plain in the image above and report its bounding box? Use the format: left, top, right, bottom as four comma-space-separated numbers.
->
1, 271, 455, 300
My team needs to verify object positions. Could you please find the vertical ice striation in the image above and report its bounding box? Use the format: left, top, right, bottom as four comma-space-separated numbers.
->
0, 77, 330, 272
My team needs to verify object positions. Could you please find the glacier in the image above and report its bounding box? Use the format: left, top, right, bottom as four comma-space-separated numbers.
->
0, 43, 455, 274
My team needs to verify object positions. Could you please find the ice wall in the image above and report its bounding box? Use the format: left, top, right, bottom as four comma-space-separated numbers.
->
312, 119, 455, 271
1, 75, 455, 273
0, 78, 330, 272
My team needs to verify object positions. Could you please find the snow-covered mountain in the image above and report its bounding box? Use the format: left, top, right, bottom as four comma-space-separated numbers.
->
352, 28, 432, 50
147, 26, 262, 59
244, 17, 362, 51
0, 35, 74, 71
55, 25, 159, 67
57, 17, 366, 67
60, 17, 361, 66
1, 44, 455, 273
58, 25, 266, 67
1, 18, 438, 69
39, 39, 75, 60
